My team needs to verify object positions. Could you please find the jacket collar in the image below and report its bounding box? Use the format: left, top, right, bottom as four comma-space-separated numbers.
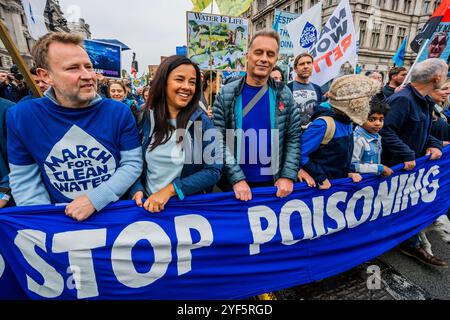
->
355, 125, 380, 142
44, 87, 102, 107
233, 74, 283, 97
407, 83, 434, 105
189, 107, 206, 122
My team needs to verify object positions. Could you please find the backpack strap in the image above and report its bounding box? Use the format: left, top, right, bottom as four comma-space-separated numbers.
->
316, 116, 336, 145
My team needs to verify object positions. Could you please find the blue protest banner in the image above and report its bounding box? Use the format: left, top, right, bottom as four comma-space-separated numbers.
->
0, 150, 449, 300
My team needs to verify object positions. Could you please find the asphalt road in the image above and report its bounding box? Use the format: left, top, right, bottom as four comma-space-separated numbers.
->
379, 230, 450, 300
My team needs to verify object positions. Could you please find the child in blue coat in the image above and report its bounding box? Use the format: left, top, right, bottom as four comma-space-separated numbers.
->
299, 75, 380, 189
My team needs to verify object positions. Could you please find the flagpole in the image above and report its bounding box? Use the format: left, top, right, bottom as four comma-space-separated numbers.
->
208, 0, 214, 112
0, 21, 42, 98
401, 38, 429, 86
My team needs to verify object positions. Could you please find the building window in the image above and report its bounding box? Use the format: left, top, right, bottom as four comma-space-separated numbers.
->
294, 0, 303, 14
434, 0, 441, 11
385, 25, 394, 50
360, 20, 367, 47
423, 1, 430, 13
390, 0, 399, 11
257, 0, 267, 12
376, 0, 386, 8
327, 0, 333, 5
371, 23, 381, 49
397, 27, 407, 48
311, 0, 319, 5
256, 20, 266, 31
361, 0, 369, 9
404, 0, 412, 13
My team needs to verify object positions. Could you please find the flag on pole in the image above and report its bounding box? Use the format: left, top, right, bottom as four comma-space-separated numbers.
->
392, 36, 408, 66
191, 0, 212, 12
285, 3, 322, 56
272, 11, 282, 31
216, 0, 253, 17
21, 0, 48, 40
410, 0, 450, 53
308, 0, 357, 86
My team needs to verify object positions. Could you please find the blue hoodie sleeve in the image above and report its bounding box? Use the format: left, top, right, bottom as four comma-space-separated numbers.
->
300, 119, 328, 183
87, 109, 143, 210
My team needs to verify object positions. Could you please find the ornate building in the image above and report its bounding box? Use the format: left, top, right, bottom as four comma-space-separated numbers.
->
0, 0, 69, 71
244, 0, 439, 76
67, 18, 92, 39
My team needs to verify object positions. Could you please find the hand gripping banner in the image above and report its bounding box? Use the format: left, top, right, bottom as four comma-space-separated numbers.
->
0, 149, 449, 300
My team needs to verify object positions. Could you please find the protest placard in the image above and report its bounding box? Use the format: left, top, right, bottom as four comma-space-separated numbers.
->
308, 0, 357, 86
274, 9, 299, 81
84, 40, 122, 79
187, 11, 248, 71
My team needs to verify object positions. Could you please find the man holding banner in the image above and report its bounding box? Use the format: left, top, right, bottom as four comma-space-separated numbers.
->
213, 29, 300, 201
381, 58, 448, 268
6, 32, 143, 222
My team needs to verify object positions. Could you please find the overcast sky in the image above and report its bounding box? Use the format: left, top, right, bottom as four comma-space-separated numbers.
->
58, 0, 220, 77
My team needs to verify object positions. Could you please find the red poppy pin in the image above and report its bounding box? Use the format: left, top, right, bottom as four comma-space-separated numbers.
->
279, 101, 285, 111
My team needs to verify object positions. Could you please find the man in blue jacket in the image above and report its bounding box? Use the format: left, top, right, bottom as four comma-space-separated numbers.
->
381, 58, 448, 268
7, 32, 142, 221
213, 29, 300, 201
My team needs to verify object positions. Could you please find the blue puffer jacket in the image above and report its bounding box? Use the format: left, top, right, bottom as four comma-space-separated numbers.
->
212, 76, 301, 185
300, 108, 354, 183
129, 108, 223, 199
380, 84, 442, 167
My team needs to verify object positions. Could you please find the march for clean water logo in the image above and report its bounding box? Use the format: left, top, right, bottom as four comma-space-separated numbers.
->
44, 125, 116, 199
300, 22, 317, 49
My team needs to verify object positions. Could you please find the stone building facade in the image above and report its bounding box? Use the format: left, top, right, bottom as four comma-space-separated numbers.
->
67, 18, 91, 40
0, 0, 69, 72
244, 0, 440, 76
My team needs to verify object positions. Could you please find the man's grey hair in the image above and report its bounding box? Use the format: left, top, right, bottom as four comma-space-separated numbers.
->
248, 29, 280, 52
411, 58, 448, 83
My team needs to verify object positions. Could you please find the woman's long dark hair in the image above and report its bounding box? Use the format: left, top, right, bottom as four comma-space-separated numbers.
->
144, 55, 201, 151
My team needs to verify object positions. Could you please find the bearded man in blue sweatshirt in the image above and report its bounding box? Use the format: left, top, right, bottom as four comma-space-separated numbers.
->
7, 32, 143, 221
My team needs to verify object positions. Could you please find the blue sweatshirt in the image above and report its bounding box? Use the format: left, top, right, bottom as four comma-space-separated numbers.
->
240, 83, 272, 183
7, 89, 143, 210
